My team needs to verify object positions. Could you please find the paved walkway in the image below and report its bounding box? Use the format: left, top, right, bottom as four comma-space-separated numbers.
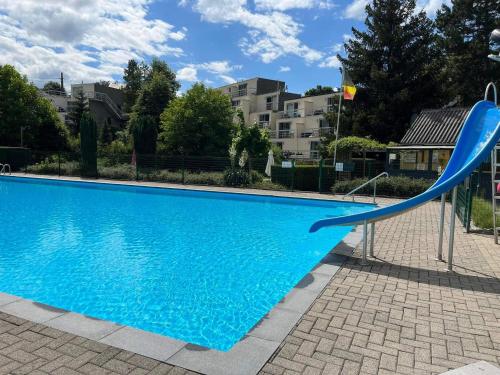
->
262, 200, 500, 375
0, 188, 498, 374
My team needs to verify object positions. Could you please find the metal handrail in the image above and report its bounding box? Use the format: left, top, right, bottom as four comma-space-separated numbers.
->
485, 82, 497, 105
343, 172, 388, 203
0, 164, 11, 175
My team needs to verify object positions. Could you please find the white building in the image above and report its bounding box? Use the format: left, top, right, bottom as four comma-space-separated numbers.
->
218, 78, 339, 159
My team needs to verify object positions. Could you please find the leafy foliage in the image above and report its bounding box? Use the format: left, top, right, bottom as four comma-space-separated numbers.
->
159, 83, 235, 156
42, 81, 65, 94
339, 0, 442, 142
471, 196, 493, 229
131, 115, 157, 156
68, 90, 88, 136
332, 176, 434, 197
123, 59, 144, 113
0, 65, 69, 150
80, 113, 98, 177
304, 85, 335, 97
436, 0, 500, 106
327, 136, 391, 154
223, 168, 251, 187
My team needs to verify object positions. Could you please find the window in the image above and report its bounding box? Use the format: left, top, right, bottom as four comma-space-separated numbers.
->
327, 97, 334, 112
286, 102, 299, 117
266, 96, 275, 110
232, 100, 240, 107
259, 114, 270, 127
278, 122, 292, 138
275, 142, 283, 149
310, 141, 320, 159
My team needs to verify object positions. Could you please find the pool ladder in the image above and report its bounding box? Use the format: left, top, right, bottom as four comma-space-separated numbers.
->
0, 164, 11, 175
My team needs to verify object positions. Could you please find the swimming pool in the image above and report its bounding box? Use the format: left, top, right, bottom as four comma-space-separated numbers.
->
0, 176, 373, 351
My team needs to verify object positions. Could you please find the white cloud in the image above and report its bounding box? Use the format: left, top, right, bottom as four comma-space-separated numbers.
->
177, 66, 199, 82
0, 0, 186, 87
279, 66, 291, 72
344, 0, 369, 20
418, 0, 451, 17
319, 55, 341, 68
188, 0, 324, 64
254, 0, 335, 11
177, 60, 241, 83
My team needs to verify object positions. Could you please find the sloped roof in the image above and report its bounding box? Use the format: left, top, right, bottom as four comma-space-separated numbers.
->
400, 107, 470, 146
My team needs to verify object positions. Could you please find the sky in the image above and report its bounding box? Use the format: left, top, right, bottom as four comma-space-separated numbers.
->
0, 0, 450, 95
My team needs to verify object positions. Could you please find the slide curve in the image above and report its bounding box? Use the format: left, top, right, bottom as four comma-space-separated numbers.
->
310, 100, 500, 232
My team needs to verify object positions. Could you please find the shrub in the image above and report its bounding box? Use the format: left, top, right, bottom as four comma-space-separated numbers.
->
250, 180, 287, 191
250, 170, 264, 183
143, 170, 224, 186
98, 164, 136, 180
26, 157, 80, 176
471, 197, 493, 230
223, 168, 251, 187
332, 176, 434, 198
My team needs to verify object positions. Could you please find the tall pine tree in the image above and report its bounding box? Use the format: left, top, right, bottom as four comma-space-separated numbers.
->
123, 59, 143, 113
339, 0, 441, 143
436, 0, 500, 105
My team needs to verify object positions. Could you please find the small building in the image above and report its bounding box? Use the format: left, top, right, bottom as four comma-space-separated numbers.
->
387, 107, 470, 179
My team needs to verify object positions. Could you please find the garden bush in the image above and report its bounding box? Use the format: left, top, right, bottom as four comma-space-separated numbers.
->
223, 168, 251, 187
471, 197, 493, 230
98, 164, 136, 180
332, 176, 434, 198
26, 157, 80, 176
144, 169, 224, 186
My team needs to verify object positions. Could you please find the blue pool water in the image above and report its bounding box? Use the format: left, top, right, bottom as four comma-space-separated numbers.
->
0, 177, 373, 351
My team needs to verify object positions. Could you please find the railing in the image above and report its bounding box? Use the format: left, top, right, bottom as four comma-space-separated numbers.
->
41, 90, 69, 97
0, 164, 11, 175
93, 92, 127, 120
258, 121, 269, 128
269, 130, 294, 139
300, 127, 333, 138
343, 172, 389, 203
278, 106, 336, 119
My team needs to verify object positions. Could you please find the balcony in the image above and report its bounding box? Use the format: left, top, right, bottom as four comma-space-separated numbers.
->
269, 130, 295, 139
278, 106, 337, 119
258, 121, 270, 128
299, 127, 334, 138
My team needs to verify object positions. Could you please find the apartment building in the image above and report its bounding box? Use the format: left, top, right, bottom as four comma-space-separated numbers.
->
218, 78, 339, 159
42, 83, 127, 131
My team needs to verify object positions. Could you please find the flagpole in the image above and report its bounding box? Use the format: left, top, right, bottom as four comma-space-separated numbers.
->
332, 66, 343, 172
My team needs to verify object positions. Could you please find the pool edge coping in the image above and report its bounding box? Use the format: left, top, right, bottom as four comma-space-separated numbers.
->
0, 174, 365, 375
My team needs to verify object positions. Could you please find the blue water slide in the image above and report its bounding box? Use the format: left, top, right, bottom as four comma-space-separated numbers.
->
310, 99, 500, 232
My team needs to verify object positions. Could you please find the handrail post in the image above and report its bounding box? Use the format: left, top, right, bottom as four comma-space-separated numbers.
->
436, 192, 446, 261
373, 180, 377, 204
369, 222, 375, 257
447, 187, 458, 272
361, 220, 368, 265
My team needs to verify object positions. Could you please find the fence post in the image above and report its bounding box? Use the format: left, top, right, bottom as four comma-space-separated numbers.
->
58, 152, 61, 177
135, 154, 139, 181
291, 159, 295, 192
318, 159, 324, 193
182, 154, 186, 185
24, 149, 28, 174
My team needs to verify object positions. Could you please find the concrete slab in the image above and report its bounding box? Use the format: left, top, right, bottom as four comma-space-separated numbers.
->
45, 312, 122, 341
0, 292, 21, 306
248, 307, 303, 342
0, 300, 66, 323
168, 336, 280, 375
99, 326, 185, 361
276, 288, 318, 313
440, 361, 500, 374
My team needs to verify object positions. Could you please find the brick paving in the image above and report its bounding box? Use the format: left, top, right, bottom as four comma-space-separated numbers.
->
262, 199, 500, 375
0, 195, 499, 374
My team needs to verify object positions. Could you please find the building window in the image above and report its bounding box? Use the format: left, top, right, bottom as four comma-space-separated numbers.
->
266, 96, 275, 110
232, 100, 240, 107
327, 97, 334, 112
237, 83, 247, 97
278, 122, 292, 138
310, 141, 320, 159
275, 142, 283, 149
259, 114, 270, 127
286, 102, 299, 117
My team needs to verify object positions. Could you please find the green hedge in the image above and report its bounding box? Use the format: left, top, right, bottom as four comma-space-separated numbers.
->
332, 176, 434, 198
0, 147, 29, 171
271, 165, 335, 191
471, 197, 493, 230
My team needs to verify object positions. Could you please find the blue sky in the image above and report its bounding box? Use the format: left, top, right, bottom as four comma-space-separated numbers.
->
0, 0, 448, 95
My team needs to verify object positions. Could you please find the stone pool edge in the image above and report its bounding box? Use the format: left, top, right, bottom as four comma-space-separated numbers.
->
0, 175, 365, 375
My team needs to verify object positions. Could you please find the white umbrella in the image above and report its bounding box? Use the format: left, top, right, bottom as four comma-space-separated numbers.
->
265, 149, 275, 177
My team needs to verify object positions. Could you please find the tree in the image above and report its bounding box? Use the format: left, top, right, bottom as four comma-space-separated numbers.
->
68, 90, 88, 135
304, 85, 335, 97
130, 59, 180, 130
43, 81, 65, 94
131, 115, 157, 155
80, 113, 98, 177
100, 120, 114, 146
123, 59, 143, 112
0, 65, 69, 150
232, 109, 271, 160
436, 0, 500, 105
159, 83, 235, 156
339, 0, 441, 143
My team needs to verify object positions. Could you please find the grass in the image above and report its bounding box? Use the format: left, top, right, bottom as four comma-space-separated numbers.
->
471, 196, 493, 230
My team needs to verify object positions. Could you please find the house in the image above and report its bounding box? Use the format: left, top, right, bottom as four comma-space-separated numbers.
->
217, 78, 339, 159
42, 83, 127, 131
387, 107, 470, 179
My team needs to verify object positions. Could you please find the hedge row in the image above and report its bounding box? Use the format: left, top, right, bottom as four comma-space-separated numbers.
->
271, 165, 335, 191
332, 176, 434, 198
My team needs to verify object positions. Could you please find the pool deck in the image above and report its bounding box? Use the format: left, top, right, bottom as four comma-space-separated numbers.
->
1, 175, 500, 374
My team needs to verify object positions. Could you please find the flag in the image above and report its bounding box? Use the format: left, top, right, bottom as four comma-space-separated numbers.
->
343, 70, 357, 100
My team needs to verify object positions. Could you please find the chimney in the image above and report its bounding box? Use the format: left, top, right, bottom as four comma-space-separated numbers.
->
60, 72, 64, 92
